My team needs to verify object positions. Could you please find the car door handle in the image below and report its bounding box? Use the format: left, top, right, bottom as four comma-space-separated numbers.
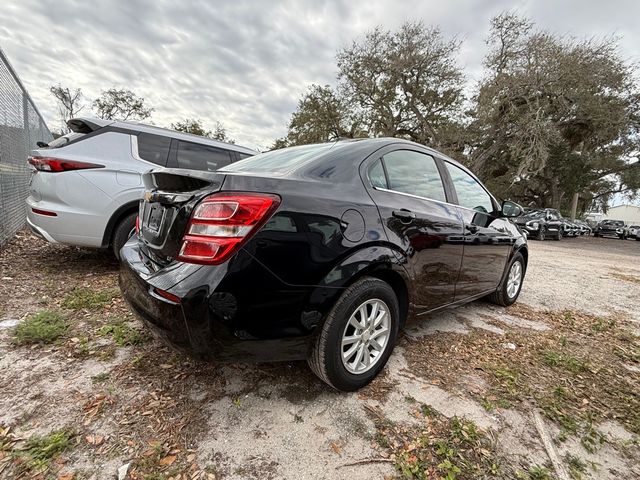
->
392, 209, 416, 222
465, 224, 479, 234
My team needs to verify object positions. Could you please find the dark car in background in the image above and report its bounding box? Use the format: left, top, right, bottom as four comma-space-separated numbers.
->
119, 139, 528, 391
514, 208, 563, 240
594, 219, 626, 239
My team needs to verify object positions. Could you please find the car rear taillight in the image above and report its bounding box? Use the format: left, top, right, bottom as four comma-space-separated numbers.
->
28, 156, 104, 172
178, 193, 280, 265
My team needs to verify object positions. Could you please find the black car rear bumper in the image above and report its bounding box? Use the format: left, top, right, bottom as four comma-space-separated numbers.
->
119, 237, 320, 362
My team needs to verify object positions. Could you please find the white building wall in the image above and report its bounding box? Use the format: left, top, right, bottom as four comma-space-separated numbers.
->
603, 205, 640, 225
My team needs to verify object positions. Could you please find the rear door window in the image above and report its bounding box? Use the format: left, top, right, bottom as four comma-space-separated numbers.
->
381, 150, 447, 202
137, 133, 171, 166
176, 141, 233, 171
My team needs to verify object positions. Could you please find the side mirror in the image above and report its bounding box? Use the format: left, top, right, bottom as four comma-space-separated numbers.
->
501, 200, 523, 218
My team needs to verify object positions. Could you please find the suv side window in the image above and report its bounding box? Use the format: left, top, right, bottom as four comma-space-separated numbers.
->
381, 150, 446, 202
176, 141, 233, 171
137, 133, 171, 166
445, 162, 494, 213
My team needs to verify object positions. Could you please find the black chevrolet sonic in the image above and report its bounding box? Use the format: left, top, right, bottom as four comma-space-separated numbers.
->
119, 138, 528, 391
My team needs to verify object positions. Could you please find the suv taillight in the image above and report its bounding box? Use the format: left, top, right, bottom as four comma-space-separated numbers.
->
28, 156, 104, 172
178, 193, 280, 265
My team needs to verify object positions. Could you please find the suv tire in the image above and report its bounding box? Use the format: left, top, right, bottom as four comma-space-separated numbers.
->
111, 212, 137, 260
308, 277, 400, 391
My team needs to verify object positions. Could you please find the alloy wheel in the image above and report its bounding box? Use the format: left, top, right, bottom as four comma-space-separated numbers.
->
506, 261, 523, 299
341, 299, 390, 375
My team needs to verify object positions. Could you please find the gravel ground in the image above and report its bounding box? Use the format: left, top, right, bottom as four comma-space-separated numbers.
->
0, 232, 638, 479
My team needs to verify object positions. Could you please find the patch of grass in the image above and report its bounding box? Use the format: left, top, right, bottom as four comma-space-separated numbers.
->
62, 287, 119, 310
98, 319, 146, 347
369, 405, 501, 480
527, 465, 554, 480
91, 372, 110, 384
11, 429, 74, 475
13, 310, 67, 345
565, 453, 587, 480
541, 350, 590, 373
403, 305, 640, 441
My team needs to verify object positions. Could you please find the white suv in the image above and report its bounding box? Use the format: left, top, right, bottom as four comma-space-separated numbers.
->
26, 117, 256, 257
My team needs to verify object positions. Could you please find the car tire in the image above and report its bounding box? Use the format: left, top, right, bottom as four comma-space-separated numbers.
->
554, 229, 562, 241
308, 277, 400, 391
538, 227, 545, 241
487, 252, 525, 307
111, 212, 137, 260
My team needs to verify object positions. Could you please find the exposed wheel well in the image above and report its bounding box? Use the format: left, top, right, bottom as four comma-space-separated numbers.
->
101, 202, 139, 248
356, 268, 410, 327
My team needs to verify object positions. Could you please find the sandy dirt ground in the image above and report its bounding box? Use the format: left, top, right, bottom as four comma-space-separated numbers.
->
0, 231, 638, 479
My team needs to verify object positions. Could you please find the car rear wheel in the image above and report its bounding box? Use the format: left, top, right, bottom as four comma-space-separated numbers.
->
554, 229, 562, 241
487, 252, 525, 307
111, 212, 137, 260
308, 277, 400, 391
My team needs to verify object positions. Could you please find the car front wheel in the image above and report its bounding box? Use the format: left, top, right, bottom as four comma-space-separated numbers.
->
487, 252, 525, 307
538, 227, 546, 241
308, 277, 400, 391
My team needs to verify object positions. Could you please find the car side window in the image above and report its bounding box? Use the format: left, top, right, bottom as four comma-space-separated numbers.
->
369, 160, 387, 189
445, 162, 494, 213
381, 150, 447, 202
137, 133, 171, 166
176, 141, 233, 171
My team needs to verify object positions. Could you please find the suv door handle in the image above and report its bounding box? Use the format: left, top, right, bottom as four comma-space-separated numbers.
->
392, 209, 416, 222
465, 224, 479, 234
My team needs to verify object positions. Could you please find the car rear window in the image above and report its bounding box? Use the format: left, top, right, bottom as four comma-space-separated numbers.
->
602, 220, 624, 226
220, 143, 334, 174
45, 132, 85, 148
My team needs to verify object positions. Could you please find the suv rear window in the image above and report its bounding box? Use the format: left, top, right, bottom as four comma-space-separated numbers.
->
138, 133, 171, 166
45, 132, 85, 149
176, 141, 233, 171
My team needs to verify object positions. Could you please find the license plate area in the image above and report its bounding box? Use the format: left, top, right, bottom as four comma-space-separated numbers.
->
146, 204, 165, 235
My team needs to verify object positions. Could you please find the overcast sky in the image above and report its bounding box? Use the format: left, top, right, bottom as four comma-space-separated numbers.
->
1, 0, 639, 150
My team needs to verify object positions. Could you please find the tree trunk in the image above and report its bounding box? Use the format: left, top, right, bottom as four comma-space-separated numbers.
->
569, 192, 579, 221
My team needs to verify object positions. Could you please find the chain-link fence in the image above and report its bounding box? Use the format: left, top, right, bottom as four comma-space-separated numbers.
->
0, 47, 53, 247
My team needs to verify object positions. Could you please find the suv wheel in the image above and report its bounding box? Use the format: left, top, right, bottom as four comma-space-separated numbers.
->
308, 277, 400, 391
487, 252, 525, 307
538, 227, 546, 241
111, 212, 137, 260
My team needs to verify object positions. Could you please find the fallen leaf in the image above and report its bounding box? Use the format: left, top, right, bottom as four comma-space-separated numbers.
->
159, 454, 177, 466
330, 442, 342, 455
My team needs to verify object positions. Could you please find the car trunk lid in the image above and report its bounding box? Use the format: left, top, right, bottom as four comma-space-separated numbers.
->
139, 169, 225, 265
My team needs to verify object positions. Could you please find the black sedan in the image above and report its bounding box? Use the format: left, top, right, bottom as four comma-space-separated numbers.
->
119, 139, 528, 391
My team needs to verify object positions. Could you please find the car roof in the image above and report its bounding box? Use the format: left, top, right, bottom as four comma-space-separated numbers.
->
68, 117, 257, 155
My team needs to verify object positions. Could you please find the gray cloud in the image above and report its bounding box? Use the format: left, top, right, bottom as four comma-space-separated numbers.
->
1, 0, 639, 150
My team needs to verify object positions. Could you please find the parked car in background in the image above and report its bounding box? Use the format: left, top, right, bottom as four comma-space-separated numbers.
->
513, 208, 563, 240
627, 225, 640, 239
119, 139, 528, 391
575, 220, 592, 236
561, 217, 578, 237
593, 220, 626, 239
26, 117, 256, 257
